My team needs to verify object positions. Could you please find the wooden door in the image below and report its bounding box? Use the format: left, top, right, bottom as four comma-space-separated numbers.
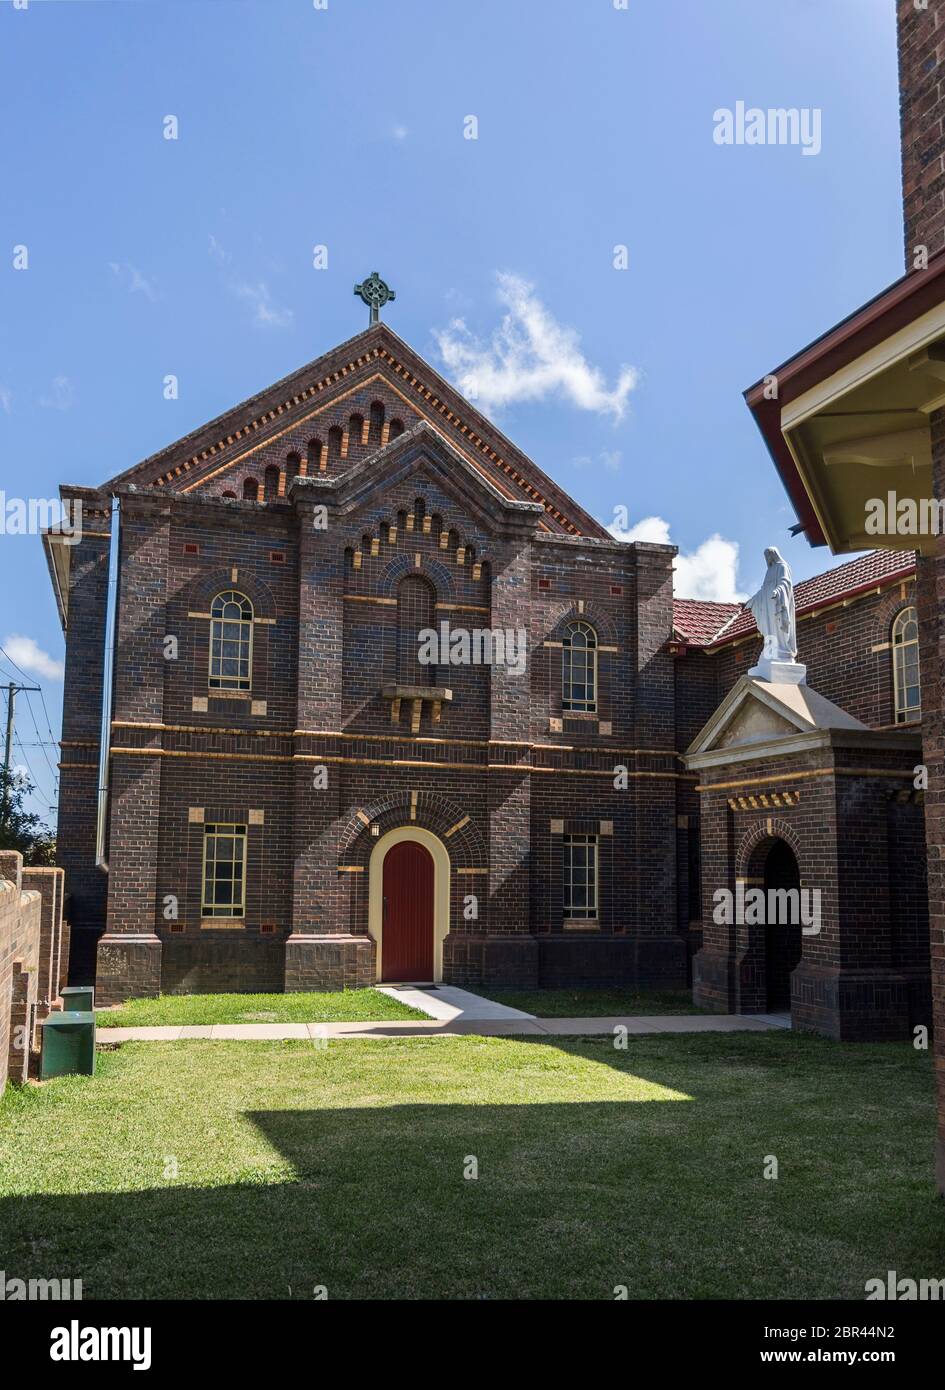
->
382, 840, 435, 981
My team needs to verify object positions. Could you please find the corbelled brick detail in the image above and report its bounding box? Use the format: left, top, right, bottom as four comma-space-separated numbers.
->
54, 390, 690, 1001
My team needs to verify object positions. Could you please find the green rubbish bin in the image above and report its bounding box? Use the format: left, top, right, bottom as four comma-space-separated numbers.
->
60, 985, 95, 1013
40, 1011, 96, 1079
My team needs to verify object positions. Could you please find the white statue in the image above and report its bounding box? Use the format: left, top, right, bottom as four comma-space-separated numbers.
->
746, 546, 806, 684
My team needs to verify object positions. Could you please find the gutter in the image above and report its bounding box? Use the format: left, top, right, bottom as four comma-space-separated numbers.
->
95, 496, 121, 873
743, 251, 945, 548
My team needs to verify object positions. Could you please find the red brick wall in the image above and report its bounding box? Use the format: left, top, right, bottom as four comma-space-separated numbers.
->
897, 0, 945, 1188
0, 856, 43, 1091
899, 0, 945, 263
73, 454, 687, 997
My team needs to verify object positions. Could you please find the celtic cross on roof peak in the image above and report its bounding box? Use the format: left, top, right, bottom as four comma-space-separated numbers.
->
354, 272, 396, 325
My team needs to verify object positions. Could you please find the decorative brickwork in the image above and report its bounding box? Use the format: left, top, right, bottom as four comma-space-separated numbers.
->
687, 679, 929, 1041
47, 332, 691, 1000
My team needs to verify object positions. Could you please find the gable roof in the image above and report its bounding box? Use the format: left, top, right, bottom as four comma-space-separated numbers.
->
686, 673, 867, 766
672, 549, 917, 650
98, 322, 609, 540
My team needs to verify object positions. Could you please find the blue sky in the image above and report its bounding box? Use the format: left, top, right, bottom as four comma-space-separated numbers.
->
1, 0, 903, 825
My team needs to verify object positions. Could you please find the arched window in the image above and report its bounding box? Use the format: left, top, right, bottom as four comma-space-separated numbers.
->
892, 606, 920, 723
242, 477, 259, 502
397, 576, 436, 685
263, 465, 280, 501
209, 591, 253, 691
562, 620, 597, 712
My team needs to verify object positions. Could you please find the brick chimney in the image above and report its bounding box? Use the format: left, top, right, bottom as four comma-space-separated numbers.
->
899, 0, 945, 264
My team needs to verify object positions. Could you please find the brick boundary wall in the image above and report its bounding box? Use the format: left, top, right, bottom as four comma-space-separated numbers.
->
0, 854, 69, 1091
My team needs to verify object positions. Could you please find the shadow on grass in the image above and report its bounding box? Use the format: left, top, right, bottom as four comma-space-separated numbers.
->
0, 1036, 940, 1301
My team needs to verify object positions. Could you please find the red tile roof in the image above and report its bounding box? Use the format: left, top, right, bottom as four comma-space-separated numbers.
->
672, 550, 916, 649
672, 599, 742, 646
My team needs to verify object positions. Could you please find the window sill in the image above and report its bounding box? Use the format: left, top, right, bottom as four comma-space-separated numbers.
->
200, 918, 246, 930
562, 920, 600, 931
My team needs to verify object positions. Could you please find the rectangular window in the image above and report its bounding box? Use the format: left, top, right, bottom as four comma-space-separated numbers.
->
201, 823, 247, 918
563, 833, 598, 920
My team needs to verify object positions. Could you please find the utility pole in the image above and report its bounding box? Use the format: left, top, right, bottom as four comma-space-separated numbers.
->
1, 683, 41, 828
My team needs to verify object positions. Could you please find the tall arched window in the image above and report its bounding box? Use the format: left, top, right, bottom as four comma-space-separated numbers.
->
892, 606, 920, 724
397, 576, 436, 685
209, 591, 253, 691
562, 620, 597, 712
242, 477, 259, 502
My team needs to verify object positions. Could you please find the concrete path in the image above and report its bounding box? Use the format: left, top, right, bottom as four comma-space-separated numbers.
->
97, 1014, 787, 1043
375, 983, 536, 1021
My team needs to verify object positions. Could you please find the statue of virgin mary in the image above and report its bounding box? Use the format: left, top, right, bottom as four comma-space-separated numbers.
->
746, 547, 806, 683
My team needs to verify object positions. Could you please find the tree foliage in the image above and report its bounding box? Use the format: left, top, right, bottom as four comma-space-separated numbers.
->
0, 767, 56, 866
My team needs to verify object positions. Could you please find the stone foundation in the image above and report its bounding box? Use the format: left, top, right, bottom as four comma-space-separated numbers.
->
443, 931, 687, 990
95, 933, 162, 1006
284, 933, 375, 991
692, 945, 735, 1013
160, 935, 284, 994
791, 964, 932, 1042
443, 934, 539, 988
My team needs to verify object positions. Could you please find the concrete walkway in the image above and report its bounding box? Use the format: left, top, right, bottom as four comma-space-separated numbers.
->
375, 983, 536, 1021
98, 1014, 787, 1043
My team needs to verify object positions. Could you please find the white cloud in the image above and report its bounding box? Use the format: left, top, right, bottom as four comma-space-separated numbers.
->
434, 272, 638, 419
0, 386, 11, 413
208, 234, 231, 265
109, 261, 158, 301
37, 376, 75, 411
607, 514, 746, 602
3, 634, 64, 680
391, 124, 409, 140
232, 280, 293, 328
573, 449, 622, 473
612, 514, 671, 545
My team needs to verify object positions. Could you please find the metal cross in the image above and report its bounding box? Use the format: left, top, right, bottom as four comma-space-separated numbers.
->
354, 271, 396, 325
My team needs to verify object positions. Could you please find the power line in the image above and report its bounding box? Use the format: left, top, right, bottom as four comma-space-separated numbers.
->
0, 643, 32, 683
21, 690, 59, 789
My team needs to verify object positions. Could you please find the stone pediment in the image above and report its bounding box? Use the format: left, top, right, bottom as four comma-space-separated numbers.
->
686, 676, 866, 766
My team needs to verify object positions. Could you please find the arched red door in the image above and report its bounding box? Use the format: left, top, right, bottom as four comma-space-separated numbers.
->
382, 840, 435, 981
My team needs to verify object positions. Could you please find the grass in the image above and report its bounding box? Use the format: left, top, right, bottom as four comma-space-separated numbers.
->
0, 1031, 941, 1299
96, 989, 428, 1027
472, 986, 707, 1017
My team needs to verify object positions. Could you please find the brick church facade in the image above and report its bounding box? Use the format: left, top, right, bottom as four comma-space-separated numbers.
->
44, 316, 930, 1028
48, 327, 691, 1006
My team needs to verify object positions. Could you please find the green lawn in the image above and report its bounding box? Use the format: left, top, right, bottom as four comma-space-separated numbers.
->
474, 986, 707, 1017
1, 1032, 940, 1299
96, 989, 427, 1027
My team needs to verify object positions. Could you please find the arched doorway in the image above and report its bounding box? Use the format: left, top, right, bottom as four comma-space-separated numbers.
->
368, 827, 450, 983
382, 841, 434, 981
762, 839, 803, 1010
